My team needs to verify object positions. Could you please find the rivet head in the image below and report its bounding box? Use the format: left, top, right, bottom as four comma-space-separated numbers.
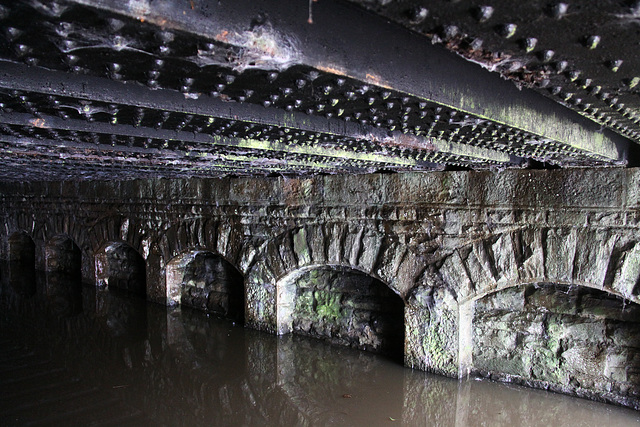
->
550, 86, 562, 95
5, 27, 22, 41
626, 77, 640, 88
497, 23, 517, 39
156, 31, 174, 44
540, 49, 555, 62
407, 6, 428, 24
568, 70, 581, 81
579, 78, 592, 89
607, 59, 623, 72
474, 5, 494, 22
524, 37, 537, 52
585, 35, 601, 49
470, 38, 484, 50
443, 25, 459, 40
555, 60, 568, 73
551, 3, 569, 19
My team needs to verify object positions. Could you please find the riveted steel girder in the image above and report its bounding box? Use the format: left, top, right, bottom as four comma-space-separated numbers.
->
0, 0, 631, 179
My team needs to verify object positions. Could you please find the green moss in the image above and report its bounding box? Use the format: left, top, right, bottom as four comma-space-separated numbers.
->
314, 290, 342, 320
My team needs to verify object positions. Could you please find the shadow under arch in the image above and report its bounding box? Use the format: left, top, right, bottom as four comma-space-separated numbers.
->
277, 264, 405, 361
8, 231, 35, 264
45, 235, 82, 277
7, 231, 36, 297
465, 281, 640, 407
45, 235, 83, 316
95, 241, 146, 297
166, 250, 244, 323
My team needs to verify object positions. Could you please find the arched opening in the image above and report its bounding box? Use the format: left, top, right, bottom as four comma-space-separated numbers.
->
279, 266, 405, 360
7, 231, 36, 296
8, 231, 35, 264
472, 283, 640, 405
95, 242, 146, 297
166, 251, 244, 322
45, 235, 82, 316
45, 235, 82, 277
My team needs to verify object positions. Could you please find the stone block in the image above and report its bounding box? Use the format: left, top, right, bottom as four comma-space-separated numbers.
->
561, 320, 606, 344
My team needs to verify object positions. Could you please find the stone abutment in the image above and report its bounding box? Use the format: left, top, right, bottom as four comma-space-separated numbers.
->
1, 169, 639, 408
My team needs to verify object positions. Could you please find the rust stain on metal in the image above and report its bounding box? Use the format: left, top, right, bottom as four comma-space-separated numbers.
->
29, 118, 47, 128
215, 30, 230, 43
363, 131, 437, 151
364, 72, 393, 90
316, 64, 349, 77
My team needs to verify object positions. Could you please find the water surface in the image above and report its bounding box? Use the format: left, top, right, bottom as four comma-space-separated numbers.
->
0, 270, 638, 426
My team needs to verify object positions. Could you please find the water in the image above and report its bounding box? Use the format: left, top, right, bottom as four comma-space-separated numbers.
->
0, 269, 638, 426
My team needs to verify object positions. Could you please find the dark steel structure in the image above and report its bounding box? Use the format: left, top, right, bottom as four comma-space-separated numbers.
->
0, 0, 636, 179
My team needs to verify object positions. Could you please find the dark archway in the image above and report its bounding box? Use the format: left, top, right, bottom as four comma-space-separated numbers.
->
472, 283, 640, 406
45, 235, 83, 316
8, 231, 35, 264
283, 266, 404, 360
96, 242, 146, 297
7, 231, 36, 296
177, 252, 245, 323
45, 235, 82, 277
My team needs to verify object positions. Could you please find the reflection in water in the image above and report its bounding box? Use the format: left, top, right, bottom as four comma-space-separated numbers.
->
0, 263, 639, 426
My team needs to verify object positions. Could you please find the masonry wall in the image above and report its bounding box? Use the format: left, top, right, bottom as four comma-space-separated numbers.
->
1, 168, 640, 408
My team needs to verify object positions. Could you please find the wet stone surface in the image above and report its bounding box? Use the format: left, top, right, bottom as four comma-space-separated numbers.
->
291, 267, 404, 359
473, 284, 640, 407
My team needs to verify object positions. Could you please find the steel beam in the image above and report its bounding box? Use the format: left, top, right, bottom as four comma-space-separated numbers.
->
69, 0, 630, 162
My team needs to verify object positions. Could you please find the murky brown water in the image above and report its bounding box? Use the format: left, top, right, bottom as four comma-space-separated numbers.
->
1, 268, 638, 426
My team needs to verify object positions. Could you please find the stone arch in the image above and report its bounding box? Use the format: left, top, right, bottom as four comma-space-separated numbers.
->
275, 264, 405, 359
467, 282, 640, 406
39, 214, 98, 285
95, 241, 146, 297
45, 235, 82, 276
436, 227, 640, 306
156, 217, 247, 267
150, 217, 251, 306
165, 249, 244, 322
405, 227, 640, 378
245, 223, 415, 333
